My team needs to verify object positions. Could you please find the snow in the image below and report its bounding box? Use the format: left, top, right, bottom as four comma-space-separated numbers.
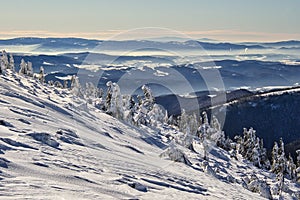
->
42, 61, 54, 66
0, 71, 299, 199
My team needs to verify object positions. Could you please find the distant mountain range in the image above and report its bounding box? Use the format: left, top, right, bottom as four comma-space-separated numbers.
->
0, 37, 288, 52
1, 37, 300, 52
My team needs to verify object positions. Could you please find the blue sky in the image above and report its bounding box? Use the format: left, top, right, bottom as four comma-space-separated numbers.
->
1, 0, 300, 41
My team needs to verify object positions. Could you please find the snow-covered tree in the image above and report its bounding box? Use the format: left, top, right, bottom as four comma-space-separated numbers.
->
26, 61, 33, 76
277, 138, 287, 175
296, 149, 300, 183
104, 82, 124, 119
63, 80, 68, 89
9, 54, 15, 71
235, 128, 269, 169
163, 110, 168, 124
259, 139, 270, 169
70, 75, 83, 97
202, 111, 209, 126
85, 82, 97, 103
271, 142, 279, 173
122, 95, 135, 124
160, 140, 191, 165
251, 137, 262, 168
148, 104, 165, 127
96, 87, 103, 99
105, 81, 113, 113
210, 115, 226, 148
178, 109, 189, 133
141, 85, 155, 111
132, 85, 156, 126
271, 138, 287, 194
1, 50, 9, 72
286, 153, 296, 180
39, 66, 45, 83
19, 59, 27, 75
54, 81, 63, 88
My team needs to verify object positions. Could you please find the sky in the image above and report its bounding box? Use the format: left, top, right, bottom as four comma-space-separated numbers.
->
1, 0, 300, 41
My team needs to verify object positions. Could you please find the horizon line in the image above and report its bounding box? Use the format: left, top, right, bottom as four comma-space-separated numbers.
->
1, 29, 300, 42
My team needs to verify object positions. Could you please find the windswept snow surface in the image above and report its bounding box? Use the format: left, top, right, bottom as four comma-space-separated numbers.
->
0, 71, 298, 199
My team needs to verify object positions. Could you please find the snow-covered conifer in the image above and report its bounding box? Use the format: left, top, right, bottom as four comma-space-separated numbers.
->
271, 142, 279, 173
39, 66, 45, 83
259, 139, 270, 169
296, 150, 300, 183
178, 109, 189, 133
54, 81, 63, 88
105, 81, 113, 113
19, 59, 27, 75
1, 50, 9, 71
105, 82, 124, 119
141, 85, 155, 111
96, 87, 103, 99
63, 80, 68, 89
277, 138, 286, 175
9, 54, 15, 71
70, 75, 83, 97
286, 154, 296, 180
148, 104, 165, 127
26, 61, 33, 76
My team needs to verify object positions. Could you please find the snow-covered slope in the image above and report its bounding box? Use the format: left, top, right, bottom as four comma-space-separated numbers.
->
0, 71, 298, 199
